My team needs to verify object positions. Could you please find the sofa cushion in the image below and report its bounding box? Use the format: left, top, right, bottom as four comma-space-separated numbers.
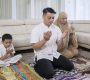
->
24, 20, 40, 25
71, 20, 90, 33
76, 32, 90, 46
13, 34, 31, 48
26, 25, 36, 34
73, 24, 90, 33
79, 43, 90, 49
0, 25, 27, 35
0, 20, 24, 26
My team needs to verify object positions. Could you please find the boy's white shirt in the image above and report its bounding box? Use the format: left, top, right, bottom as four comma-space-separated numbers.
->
0, 43, 23, 67
0, 43, 15, 58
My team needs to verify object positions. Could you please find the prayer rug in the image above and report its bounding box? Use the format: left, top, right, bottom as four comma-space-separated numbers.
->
0, 61, 43, 80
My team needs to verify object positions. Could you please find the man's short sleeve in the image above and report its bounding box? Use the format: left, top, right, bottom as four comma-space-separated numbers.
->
30, 27, 40, 44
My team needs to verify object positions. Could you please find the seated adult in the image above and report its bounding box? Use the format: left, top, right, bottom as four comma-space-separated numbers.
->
55, 12, 78, 58
30, 8, 74, 79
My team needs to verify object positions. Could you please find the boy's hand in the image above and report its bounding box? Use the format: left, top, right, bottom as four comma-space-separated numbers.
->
44, 31, 52, 41
6, 49, 13, 54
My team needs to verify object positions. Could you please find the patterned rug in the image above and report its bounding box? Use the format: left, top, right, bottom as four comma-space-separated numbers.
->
29, 56, 90, 80
70, 56, 90, 72
45, 57, 90, 80
46, 69, 87, 80
0, 62, 43, 80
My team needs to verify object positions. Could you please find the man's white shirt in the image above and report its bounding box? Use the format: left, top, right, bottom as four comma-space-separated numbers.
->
30, 23, 62, 61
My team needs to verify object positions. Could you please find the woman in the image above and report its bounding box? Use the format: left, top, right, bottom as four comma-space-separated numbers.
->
55, 12, 78, 58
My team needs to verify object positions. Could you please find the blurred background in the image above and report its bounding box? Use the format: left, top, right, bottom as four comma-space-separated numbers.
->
0, 0, 90, 20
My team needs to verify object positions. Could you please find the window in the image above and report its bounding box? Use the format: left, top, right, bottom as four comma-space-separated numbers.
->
0, 0, 12, 19
16, 0, 60, 20
0, 0, 90, 20
64, 0, 90, 20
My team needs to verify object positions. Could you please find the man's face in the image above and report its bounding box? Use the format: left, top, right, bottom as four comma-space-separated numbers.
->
43, 12, 55, 26
2, 39, 12, 48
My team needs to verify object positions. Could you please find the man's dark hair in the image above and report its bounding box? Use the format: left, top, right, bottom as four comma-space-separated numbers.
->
43, 7, 56, 15
2, 33, 12, 41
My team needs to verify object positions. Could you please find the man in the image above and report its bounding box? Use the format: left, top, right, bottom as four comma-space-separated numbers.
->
30, 8, 74, 79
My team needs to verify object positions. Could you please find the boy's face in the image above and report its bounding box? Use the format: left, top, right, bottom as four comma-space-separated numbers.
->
2, 39, 12, 48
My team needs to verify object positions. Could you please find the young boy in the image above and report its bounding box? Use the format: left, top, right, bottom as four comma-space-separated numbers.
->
0, 34, 15, 60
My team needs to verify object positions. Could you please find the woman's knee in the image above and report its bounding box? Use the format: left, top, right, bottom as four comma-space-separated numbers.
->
62, 49, 74, 58
73, 48, 79, 56
69, 48, 79, 57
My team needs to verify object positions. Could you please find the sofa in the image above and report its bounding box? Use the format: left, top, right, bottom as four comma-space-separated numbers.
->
0, 20, 90, 51
0, 20, 40, 50
70, 20, 90, 49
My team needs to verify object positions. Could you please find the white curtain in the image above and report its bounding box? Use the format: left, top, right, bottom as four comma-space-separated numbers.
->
64, 0, 90, 20
30, 0, 59, 20
0, 0, 90, 20
76, 0, 90, 20
0, 0, 12, 19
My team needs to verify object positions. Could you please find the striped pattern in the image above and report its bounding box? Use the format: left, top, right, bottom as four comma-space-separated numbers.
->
0, 62, 43, 80
47, 69, 87, 80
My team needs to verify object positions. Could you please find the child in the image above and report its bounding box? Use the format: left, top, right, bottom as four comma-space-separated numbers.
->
0, 34, 43, 80
0, 33, 15, 60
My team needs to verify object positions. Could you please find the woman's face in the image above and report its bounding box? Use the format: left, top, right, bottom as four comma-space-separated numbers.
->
59, 14, 67, 25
